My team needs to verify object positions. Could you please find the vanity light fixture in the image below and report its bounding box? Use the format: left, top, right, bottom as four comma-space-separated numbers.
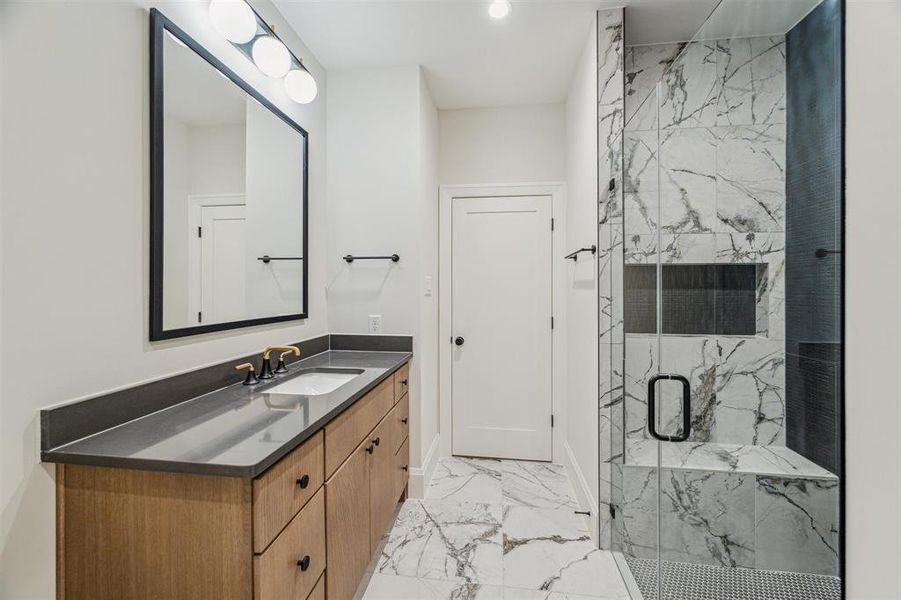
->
488, 0, 512, 19
208, 0, 318, 103
284, 69, 318, 104
252, 36, 291, 78
208, 0, 257, 44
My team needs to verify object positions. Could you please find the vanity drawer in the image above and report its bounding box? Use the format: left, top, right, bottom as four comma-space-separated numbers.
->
393, 363, 410, 403
393, 437, 410, 501
390, 394, 409, 456
325, 377, 394, 477
253, 487, 326, 600
253, 431, 324, 554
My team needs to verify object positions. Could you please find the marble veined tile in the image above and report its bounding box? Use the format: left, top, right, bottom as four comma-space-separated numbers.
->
717, 36, 786, 126
715, 124, 786, 233
658, 336, 718, 443
658, 41, 719, 129
426, 457, 504, 504
659, 468, 755, 568
378, 500, 503, 586
616, 466, 657, 560
716, 232, 785, 340
623, 131, 658, 195
624, 439, 836, 480
597, 9, 624, 108
756, 476, 839, 575
625, 43, 685, 131
502, 506, 630, 598
362, 574, 504, 600
658, 127, 717, 233
500, 461, 578, 510
714, 337, 785, 445
501, 587, 618, 599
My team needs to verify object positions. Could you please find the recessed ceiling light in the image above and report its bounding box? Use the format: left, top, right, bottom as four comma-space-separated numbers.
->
488, 0, 512, 19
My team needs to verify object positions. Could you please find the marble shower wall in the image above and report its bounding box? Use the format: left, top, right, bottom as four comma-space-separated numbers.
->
596, 7, 624, 551
622, 36, 788, 447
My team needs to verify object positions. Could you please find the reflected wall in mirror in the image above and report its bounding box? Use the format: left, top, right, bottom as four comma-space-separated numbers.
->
150, 9, 308, 341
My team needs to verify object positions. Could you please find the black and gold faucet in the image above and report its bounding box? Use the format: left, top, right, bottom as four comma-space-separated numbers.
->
260, 346, 300, 379
235, 362, 259, 386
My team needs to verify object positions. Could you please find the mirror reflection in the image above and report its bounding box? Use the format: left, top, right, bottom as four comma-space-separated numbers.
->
159, 28, 307, 335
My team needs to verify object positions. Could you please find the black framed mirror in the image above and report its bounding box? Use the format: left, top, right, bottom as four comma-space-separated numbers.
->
149, 9, 308, 341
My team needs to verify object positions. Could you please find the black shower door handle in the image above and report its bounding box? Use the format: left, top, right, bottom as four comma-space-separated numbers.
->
647, 374, 691, 442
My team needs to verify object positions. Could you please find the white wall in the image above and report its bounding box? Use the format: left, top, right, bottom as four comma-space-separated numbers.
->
439, 103, 565, 185
845, 1, 901, 597
0, 2, 328, 597
563, 21, 599, 527
326, 66, 440, 491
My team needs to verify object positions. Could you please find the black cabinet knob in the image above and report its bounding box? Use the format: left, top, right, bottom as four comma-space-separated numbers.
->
297, 555, 311, 571
454, 336, 464, 346
296, 474, 310, 489
402, 465, 408, 472
401, 378, 408, 385
366, 445, 374, 454
401, 417, 408, 424
372, 437, 381, 446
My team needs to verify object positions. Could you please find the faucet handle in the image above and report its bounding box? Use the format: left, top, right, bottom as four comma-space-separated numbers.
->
274, 349, 297, 374
265, 346, 300, 376
236, 363, 260, 386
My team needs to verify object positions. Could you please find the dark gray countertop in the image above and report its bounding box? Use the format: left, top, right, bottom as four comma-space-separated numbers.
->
42, 350, 411, 478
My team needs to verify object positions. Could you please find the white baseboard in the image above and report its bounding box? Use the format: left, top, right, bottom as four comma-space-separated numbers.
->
562, 440, 599, 546
408, 433, 440, 498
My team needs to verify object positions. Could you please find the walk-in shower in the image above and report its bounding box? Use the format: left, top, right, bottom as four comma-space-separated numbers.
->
597, 1, 844, 598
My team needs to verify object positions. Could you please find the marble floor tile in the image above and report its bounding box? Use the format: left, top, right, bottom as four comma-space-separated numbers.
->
378, 500, 504, 586
426, 457, 504, 504
502, 506, 630, 598
362, 574, 504, 600
499, 460, 578, 510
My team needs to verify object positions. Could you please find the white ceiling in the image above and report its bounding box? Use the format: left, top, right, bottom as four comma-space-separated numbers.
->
273, 0, 821, 110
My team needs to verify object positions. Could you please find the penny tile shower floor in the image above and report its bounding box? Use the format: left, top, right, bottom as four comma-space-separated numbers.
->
360, 457, 631, 600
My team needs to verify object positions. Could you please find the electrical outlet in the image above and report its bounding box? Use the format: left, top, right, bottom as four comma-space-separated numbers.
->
368, 315, 382, 333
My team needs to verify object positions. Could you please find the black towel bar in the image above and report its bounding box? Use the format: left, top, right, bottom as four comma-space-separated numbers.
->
257, 256, 304, 264
343, 254, 400, 263
564, 245, 597, 261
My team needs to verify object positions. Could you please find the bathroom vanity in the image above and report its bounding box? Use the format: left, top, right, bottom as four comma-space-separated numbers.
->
44, 346, 411, 600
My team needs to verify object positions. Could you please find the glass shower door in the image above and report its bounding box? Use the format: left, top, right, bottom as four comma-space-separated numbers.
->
617, 1, 843, 598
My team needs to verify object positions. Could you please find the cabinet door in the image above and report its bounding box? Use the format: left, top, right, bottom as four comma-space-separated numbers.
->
325, 440, 371, 600
393, 437, 410, 501
368, 416, 397, 552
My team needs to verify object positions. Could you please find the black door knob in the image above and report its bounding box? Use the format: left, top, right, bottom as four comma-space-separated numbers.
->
454, 336, 465, 346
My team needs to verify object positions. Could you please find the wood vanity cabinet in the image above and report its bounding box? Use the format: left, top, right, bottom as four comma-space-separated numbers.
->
55, 362, 410, 600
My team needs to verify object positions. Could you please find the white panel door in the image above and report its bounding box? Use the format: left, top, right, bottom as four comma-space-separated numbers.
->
451, 195, 553, 461
200, 205, 246, 324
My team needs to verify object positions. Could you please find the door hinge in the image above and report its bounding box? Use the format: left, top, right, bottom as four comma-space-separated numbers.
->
551, 218, 555, 231
551, 316, 555, 329
551, 414, 555, 427
609, 504, 616, 519
574, 510, 591, 516
197, 226, 202, 238
197, 311, 202, 323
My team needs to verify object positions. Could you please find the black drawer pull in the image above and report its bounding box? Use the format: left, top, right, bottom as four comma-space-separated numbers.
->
372, 437, 381, 446
366, 445, 374, 454
296, 474, 310, 489
401, 378, 408, 385
297, 555, 311, 571
401, 417, 408, 424
402, 464, 408, 472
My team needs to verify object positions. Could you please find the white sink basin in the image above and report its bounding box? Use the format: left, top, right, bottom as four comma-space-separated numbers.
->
265, 370, 362, 396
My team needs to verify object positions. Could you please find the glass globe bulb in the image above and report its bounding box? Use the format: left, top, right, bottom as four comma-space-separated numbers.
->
488, 0, 512, 19
284, 69, 318, 104
209, 0, 257, 44
252, 36, 291, 78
